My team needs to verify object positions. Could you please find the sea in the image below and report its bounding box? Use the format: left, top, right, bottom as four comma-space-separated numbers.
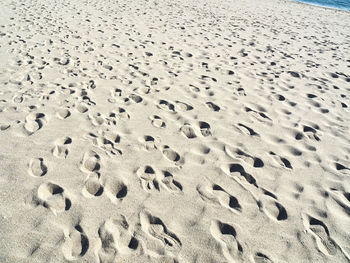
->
293, 0, 350, 11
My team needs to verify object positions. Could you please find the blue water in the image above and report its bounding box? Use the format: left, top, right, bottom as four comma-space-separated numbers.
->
293, 0, 350, 11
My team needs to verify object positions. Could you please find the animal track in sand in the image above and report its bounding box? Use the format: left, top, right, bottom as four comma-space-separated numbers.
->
97, 215, 139, 262
236, 123, 259, 136
140, 210, 182, 254
28, 158, 47, 177
52, 136, 72, 159
150, 115, 166, 128
210, 220, 243, 262
23, 112, 47, 135
80, 150, 101, 173
62, 225, 89, 261
197, 182, 242, 213
37, 182, 70, 214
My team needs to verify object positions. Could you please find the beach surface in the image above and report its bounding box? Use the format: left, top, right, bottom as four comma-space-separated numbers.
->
0, 0, 350, 262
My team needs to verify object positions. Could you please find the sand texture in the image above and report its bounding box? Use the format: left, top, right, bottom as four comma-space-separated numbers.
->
0, 0, 350, 262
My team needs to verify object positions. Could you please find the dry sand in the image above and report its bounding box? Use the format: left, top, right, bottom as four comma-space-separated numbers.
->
0, 0, 350, 262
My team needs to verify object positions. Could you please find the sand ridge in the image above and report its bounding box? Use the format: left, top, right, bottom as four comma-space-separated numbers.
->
0, 0, 349, 262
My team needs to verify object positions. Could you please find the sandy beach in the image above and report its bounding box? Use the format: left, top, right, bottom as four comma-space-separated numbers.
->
0, 0, 349, 262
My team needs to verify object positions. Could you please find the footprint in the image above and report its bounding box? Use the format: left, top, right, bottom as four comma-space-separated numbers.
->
57, 108, 71, 119
175, 101, 193, 111
206, 101, 220, 112
180, 124, 197, 139
160, 145, 181, 163
260, 194, 288, 221
105, 179, 128, 203
199, 121, 211, 137
228, 163, 258, 187
128, 94, 143, 103
197, 182, 241, 213
98, 215, 138, 262
62, 225, 89, 261
157, 99, 175, 112
160, 171, 182, 193
210, 220, 243, 261
302, 214, 338, 256
140, 210, 181, 254
254, 252, 273, 263
150, 115, 166, 128
82, 173, 103, 198
139, 135, 157, 151
224, 146, 264, 168
136, 166, 159, 192
23, 112, 47, 135
52, 137, 72, 159
80, 150, 101, 173
28, 158, 47, 177
37, 182, 70, 214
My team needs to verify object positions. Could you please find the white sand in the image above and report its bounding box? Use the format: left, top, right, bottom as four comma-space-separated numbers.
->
0, 0, 350, 262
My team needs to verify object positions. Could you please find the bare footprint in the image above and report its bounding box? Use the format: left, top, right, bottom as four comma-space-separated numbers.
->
105, 178, 128, 203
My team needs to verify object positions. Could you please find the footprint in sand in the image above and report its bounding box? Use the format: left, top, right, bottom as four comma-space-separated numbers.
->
260, 190, 288, 221
160, 145, 182, 164
180, 124, 197, 139
37, 182, 70, 214
302, 214, 339, 257
139, 210, 182, 255
197, 182, 242, 213
23, 112, 47, 135
56, 108, 71, 119
150, 115, 166, 128
28, 158, 47, 177
82, 173, 103, 198
52, 136, 72, 159
104, 178, 128, 203
80, 150, 101, 173
210, 220, 243, 262
139, 135, 158, 151
62, 225, 89, 261
97, 215, 139, 262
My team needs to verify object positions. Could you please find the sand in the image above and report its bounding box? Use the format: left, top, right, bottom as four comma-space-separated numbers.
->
0, 0, 349, 262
